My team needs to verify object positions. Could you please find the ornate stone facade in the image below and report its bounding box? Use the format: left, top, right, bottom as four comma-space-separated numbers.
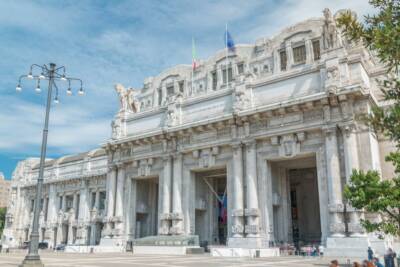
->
2, 9, 398, 256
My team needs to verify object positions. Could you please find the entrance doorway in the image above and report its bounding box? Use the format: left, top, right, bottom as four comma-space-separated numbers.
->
62, 224, 68, 244
135, 177, 159, 238
194, 168, 227, 246
288, 168, 321, 245
270, 156, 321, 246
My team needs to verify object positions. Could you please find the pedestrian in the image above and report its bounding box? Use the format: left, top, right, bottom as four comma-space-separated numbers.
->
318, 244, 324, 257
367, 246, 374, 261
384, 248, 396, 267
352, 262, 361, 267
330, 259, 340, 267
372, 257, 384, 267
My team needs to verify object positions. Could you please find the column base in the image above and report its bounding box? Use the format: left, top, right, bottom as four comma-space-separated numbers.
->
19, 255, 44, 267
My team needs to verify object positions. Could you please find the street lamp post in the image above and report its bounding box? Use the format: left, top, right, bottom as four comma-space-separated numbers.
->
17, 63, 84, 267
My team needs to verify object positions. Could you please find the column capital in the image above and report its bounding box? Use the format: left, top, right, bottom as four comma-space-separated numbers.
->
243, 139, 256, 147
107, 164, 117, 172
231, 142, 242, 150
322, 125, 337, 137
339, 123, 357, 137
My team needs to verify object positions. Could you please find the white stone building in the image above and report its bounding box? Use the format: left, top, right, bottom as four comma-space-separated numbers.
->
2, 9, 398, 257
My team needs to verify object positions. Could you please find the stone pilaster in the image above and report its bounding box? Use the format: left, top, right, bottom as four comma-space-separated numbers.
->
341, 124, 365, 237
159, 155, 172, 235
324, 126, 345, 237
244, 140, 260, 237
231, 143, 244, 237
171, 153, 184, 235
105, 165, 117, 236
114, 164, 125, 234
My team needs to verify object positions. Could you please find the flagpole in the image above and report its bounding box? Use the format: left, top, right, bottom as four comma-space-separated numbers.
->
225, 23, 228, 85
191, 37, 194, 96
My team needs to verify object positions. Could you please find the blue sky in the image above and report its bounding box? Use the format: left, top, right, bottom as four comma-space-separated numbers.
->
0, 0, 372, 180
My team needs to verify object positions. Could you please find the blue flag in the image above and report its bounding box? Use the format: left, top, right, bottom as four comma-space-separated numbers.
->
225, 30, 235, 52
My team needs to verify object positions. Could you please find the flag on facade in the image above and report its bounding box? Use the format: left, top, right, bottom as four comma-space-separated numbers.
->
225, 26, 235, 52
192, 38, 197, 70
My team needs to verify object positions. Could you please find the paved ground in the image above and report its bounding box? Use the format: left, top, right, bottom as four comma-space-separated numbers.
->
0, 251, 360, 267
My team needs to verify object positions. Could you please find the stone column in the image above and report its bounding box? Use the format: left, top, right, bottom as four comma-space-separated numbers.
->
244, 141, 260, 237
324, 127, 344, 237
285, 43, 293, 70
95, 191, 100, 210
43, 197, 48, 222
114, 164, 125, 236
159, 156, 172, 235
342, 124, 365, 237
62, 194, 67, 212
105, 165, 117, 235
171, 153, 183, 235
72, 193, 78, 220
305, 39, 314, 64
124, 177, 133, 241
231, 143, 244, 238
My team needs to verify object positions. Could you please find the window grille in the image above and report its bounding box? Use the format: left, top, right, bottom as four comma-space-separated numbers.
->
312, 40, 321, 60
280, 50, 287, 71
293, 45, 306, 64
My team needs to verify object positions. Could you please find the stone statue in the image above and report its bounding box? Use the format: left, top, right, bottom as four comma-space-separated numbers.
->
322, 8, 342, 49
115, 83, 141, 113
127, 88, 140, 113
115, 83, 129, 112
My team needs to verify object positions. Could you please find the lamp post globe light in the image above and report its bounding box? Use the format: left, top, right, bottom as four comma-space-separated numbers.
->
16, 63, 84, 267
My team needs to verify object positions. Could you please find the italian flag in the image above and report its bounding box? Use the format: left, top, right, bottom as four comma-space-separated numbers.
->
192, 38, 197, 70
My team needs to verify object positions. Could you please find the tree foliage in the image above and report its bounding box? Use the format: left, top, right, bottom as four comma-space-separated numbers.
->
0, 207, 6, 237
337, 0, 400, 236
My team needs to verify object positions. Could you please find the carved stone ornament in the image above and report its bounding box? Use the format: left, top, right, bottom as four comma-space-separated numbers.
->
232, 224, 244, 234
111, 118, 122, 140
233, 84, 251, 112
165, 98, 182, 127
245, 224, 259, 234
325, 66, 340, 92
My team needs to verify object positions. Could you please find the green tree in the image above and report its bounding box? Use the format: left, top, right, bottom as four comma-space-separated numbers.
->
337, 0, 400, 236
0, 207, 6, 237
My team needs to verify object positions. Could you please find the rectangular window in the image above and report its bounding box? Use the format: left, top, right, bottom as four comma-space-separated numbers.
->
99, 191, 106, 211
178, 81, 184, 93
280, 50, 287, 71
66, 195, 73, 211
228, 67, 233, 82
222, 67, 233, 84
91, 192, 96, 209
212, 71, 217, 90
75, 194, 80, 219
158, 88, 162, 105
312, 40, 320, 60
59, 196, 62, 210
237, 63, 244, 75
30, 199, 34, 212
167, 85, 174, 96
44, 197, 49, 221
293, 45, 306, 64
40, 198, 44, 211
